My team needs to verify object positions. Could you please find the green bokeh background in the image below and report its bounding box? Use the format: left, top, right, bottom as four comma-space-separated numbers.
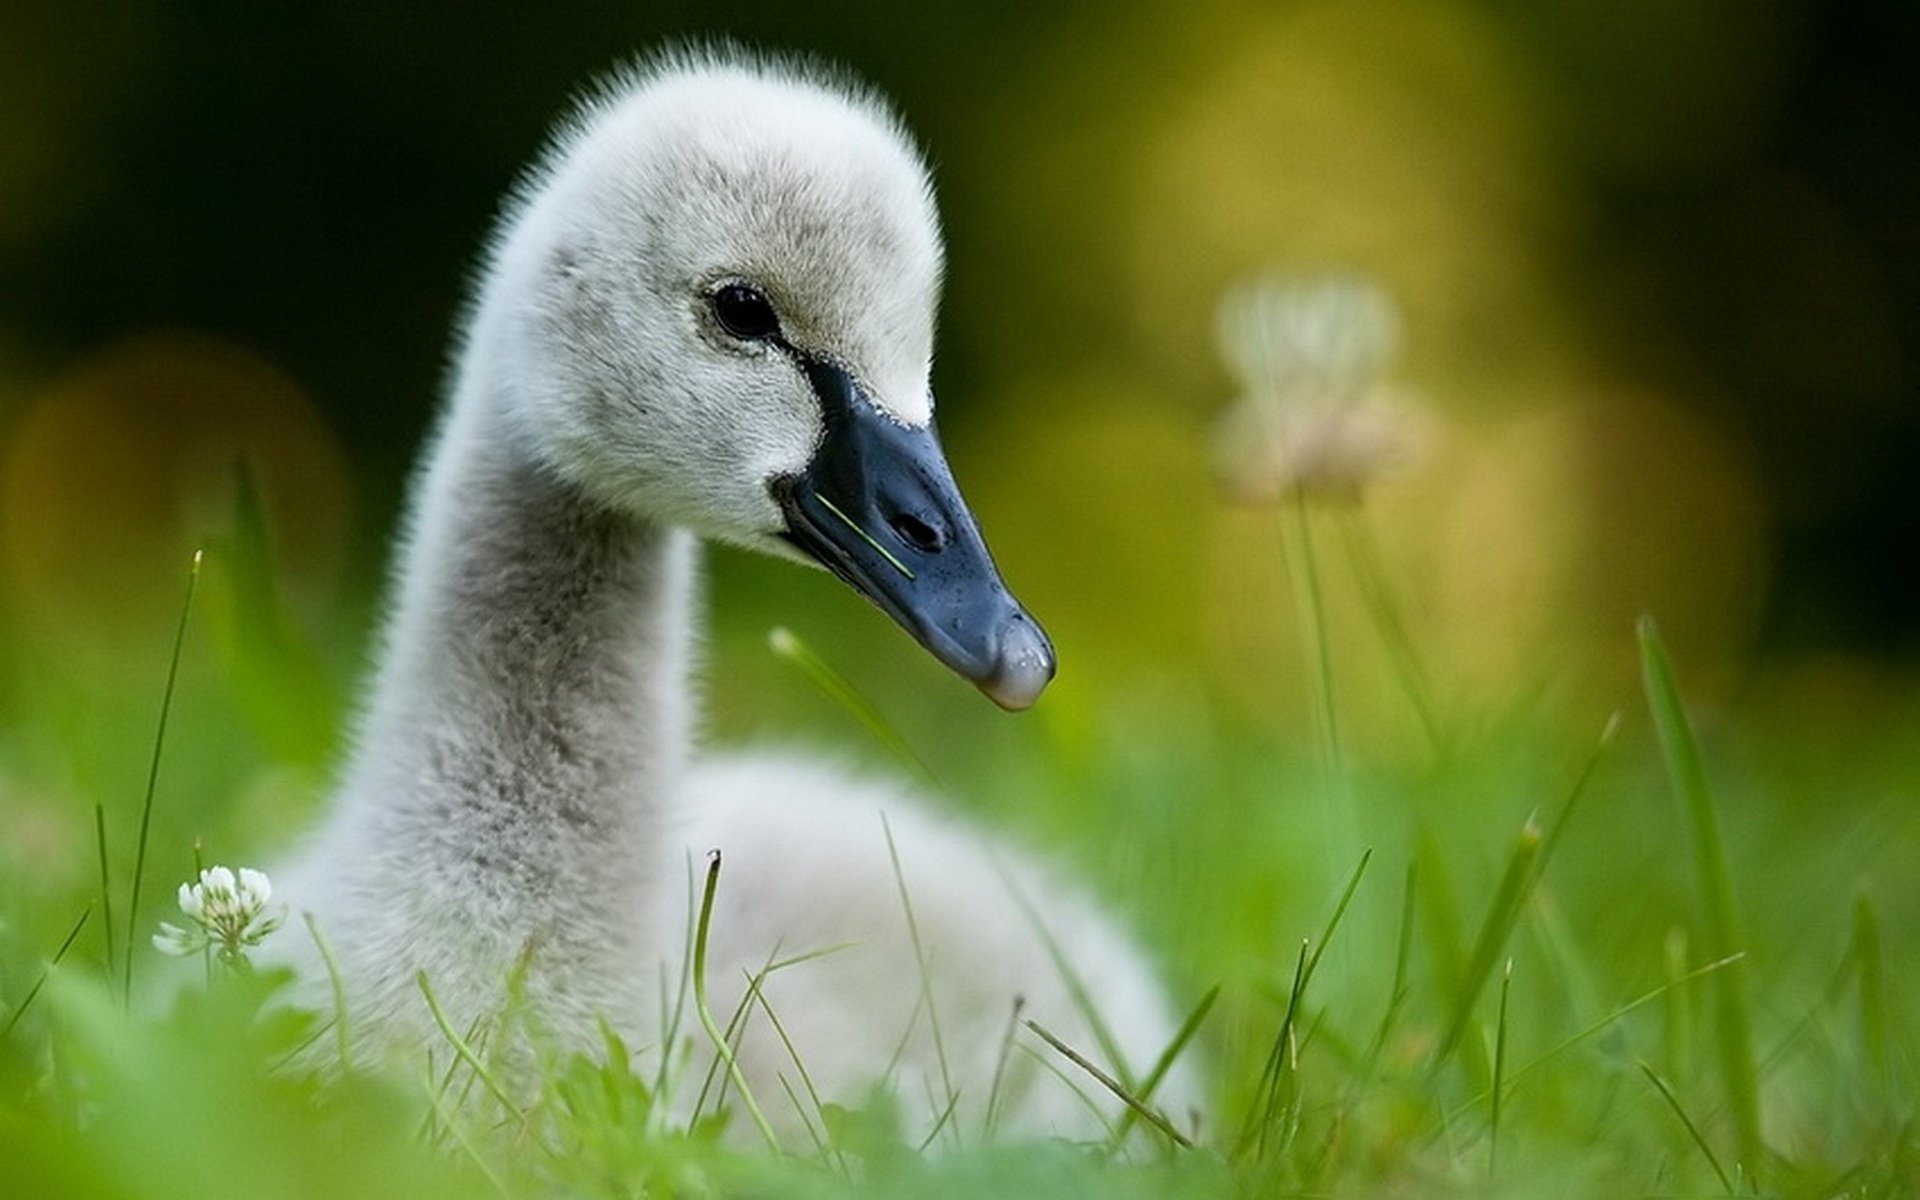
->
0, 0, 1917, 1167
0, 5, 1917, 1190
3, 0, 1918, 955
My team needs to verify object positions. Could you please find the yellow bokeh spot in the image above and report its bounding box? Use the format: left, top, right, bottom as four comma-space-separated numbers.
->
1, 332, 351, 643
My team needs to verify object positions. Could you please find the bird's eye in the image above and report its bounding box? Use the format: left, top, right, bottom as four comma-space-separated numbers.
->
711, 283, 781, 341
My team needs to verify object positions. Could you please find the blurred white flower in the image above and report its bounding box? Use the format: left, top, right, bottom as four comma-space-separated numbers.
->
154, 864, 285, 964
1212, 274, 1430, 502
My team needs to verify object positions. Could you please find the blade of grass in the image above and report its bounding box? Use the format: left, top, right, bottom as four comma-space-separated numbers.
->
881, 813, 956, 1131
692, 850, 782, 1153
983, 995, 1025, 1138
812, 492, 913, 580
416, 972, 522, 1121
769, 627, 936, 788
420, 1070, 511, 1198
304, 912, 353, 1073
1434, 714, 1614, 1071
1664, 926, 1694, 1087
1336, 506, 1442, 752
1, 906, 91, 1040
1752, 945, 1865, 1089
1415, 827, 1488, 1089
124, 548, 203, 1003
697, 939, 858, 1117
1354, 860, 1418, 1088
1474, 951, 1746, 1109
1639, 616, 1761, 1168
1014, 1041, 1115, 1135
1026, 1019, 1192, 1150
917, 1089, 964, 1154
1241, 847, 1373, 1155
1540, 712, 1622, 862
748, 981, 851, 1177
1432, 816, 1540, 1068
772, 1072, 832, 1164
1107, 984, 1217, 1151
1305, 848, 1372, 988
414, 1012, 491, 1149
992, 854, 1133, 1089
1639, 1060, 1736, 1195
1490, 958, 1513, 1177
690, 933, 771, 1123
653, 852, 701, 1109
1238, 939, 1310, 1160
93, 804, 116, 991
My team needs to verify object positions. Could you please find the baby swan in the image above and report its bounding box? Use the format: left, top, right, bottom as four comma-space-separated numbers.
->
274, 52, 1198, 1142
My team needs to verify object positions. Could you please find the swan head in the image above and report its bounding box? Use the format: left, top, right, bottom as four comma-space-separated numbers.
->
473, 54, 1054, 709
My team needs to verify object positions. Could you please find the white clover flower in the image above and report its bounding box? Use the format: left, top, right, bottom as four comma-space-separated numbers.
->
154, 864, 286, 965
1212, 274, 1430, 502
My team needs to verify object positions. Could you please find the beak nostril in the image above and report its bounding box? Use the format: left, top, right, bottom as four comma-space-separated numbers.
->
889, 512, 946, 553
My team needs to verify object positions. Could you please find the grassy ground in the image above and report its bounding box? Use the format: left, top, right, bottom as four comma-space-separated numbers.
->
1, 517, 1916, 1199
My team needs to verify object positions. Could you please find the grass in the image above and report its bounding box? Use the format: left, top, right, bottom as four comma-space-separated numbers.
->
1, 532, 1916, 1199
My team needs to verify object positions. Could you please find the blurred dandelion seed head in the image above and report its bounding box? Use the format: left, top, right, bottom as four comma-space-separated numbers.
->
1216, 273, 1402, 391
1211, 274, 1430, 502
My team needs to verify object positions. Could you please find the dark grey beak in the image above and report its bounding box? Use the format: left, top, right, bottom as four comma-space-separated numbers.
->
772, 354, 1055, 710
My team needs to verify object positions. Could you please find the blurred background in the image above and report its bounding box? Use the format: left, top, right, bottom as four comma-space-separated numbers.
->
1, 0, 1916, 1049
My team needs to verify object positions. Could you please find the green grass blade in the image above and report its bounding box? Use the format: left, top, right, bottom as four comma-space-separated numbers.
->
1235, 853, 1371, 1160
1433, 816, 1540, 1067
1107, 984, 1217, 1151
1540, 713, 1622, 863
93, 803, 116, 991
416, 972, 522, 1120
1664, 925, 1694, 1087
1639, 1060, 1736, 1194
124, 548, 203, 1003
1015, 1041, 1114, 1135
1303, 847, 1372, 989
1639, 616, 1761, 1168
882, 814, 955, 1120
1489, 959, 1513, 1177
1433, 713, 1616, 1073
1336, 507, 1442, 752
1356, 860, 1418, 1087
984, 995, 1025, 1138
419, 1070, 511, 1198
652, 852, 701, 1109
992, 854, 1133, 1089
769, 627, 936, 787
1238, 939, 1310, 1159
812, 492, 913, 580
305, 912, 354, 1073
1488, 951, 1744, 1102
747, 981, 849, 1175
692, 850, 781, 1153
1, 905, 91, 1040
201, 458, 339, 766
1025, 1019, 1192, 1150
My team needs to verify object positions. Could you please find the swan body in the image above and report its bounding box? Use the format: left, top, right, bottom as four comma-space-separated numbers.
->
274, 51, 1199, 1142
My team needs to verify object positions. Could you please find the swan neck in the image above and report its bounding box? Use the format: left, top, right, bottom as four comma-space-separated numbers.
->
356, 399, 696, 833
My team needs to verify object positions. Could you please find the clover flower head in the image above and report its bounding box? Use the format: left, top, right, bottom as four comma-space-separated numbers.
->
1212, 274, 1429, 502
154, 864, 285, 964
